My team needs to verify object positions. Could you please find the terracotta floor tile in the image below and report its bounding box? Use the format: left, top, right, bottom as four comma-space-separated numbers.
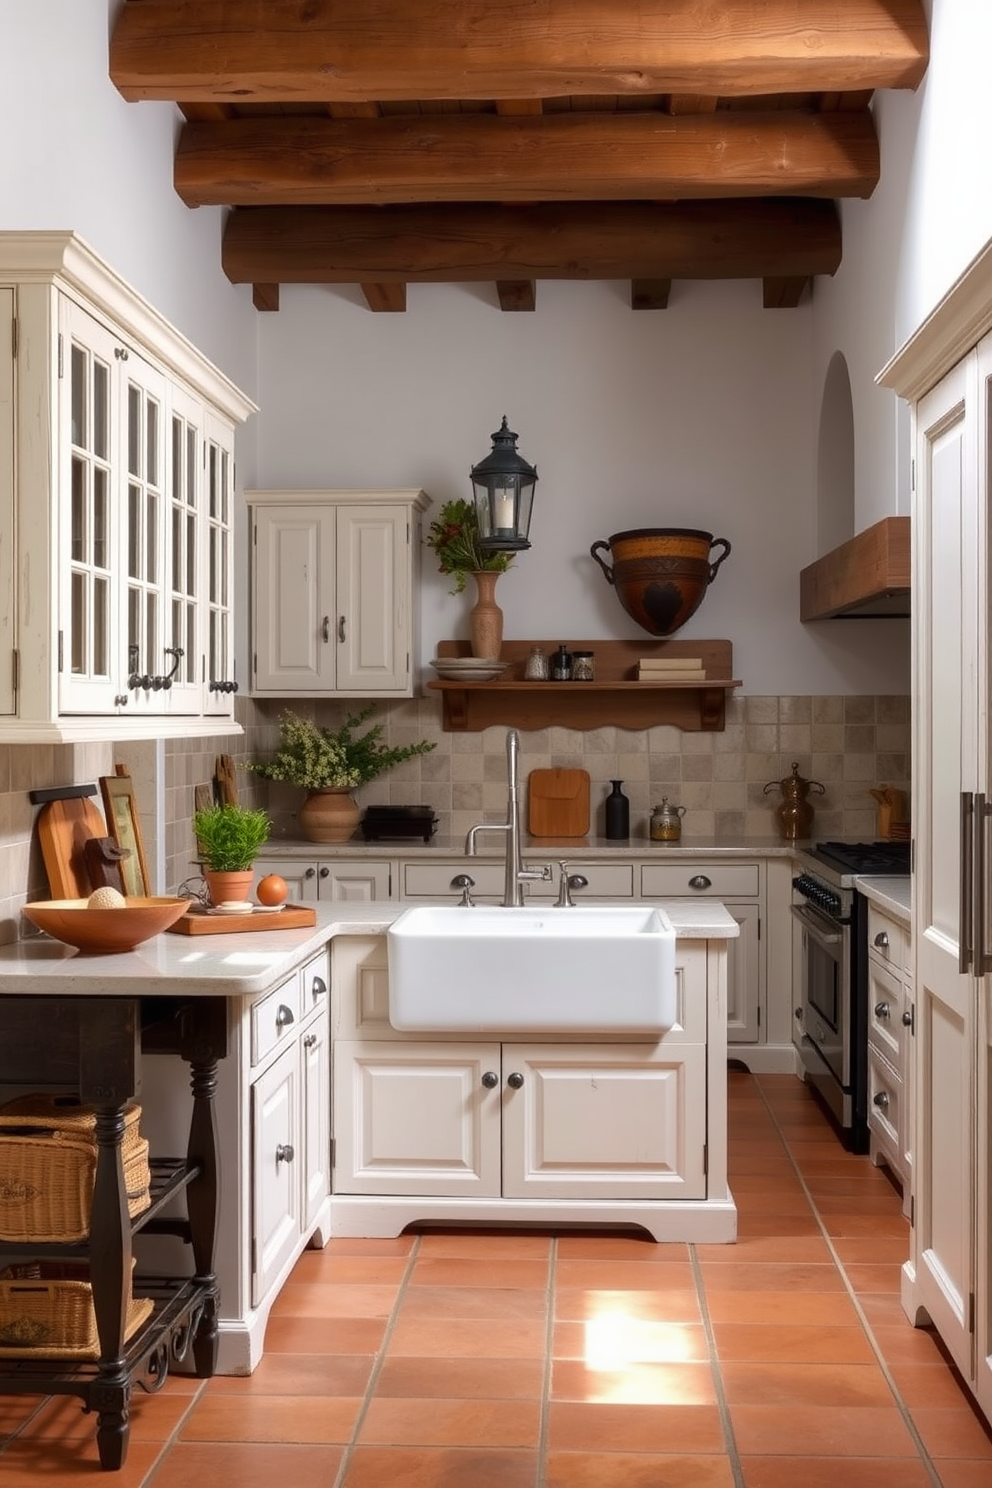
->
813, 1192, 903, 1215
695, 1235, 834, 1264
886, 1361, 977, 1409
180, 1393, 363, 1443
831, 1234, 911, 1264
547, 1399, 726, 1453
910, 1407, 992, 1459
732, 1191, 812, 1216
710, 1323, 876, 1363
740, 1456, 934, 1487
554, 1257, 695, 1290
719, 1360, 893, 1407
386, 1314, 547, 1358
397, 1283, 546, 1321
545, 1451, 736, 1486
703, 1290, 861, 1326
869, 1322, 952, 1364
819, 1212, 911, 1238
375, 1355, 545, 1400
20, 1389, 193, 1443
408, 1256, 550, 1289
284, 1252, 411, 1285
262, 1314, 387, 1354
205, 1352, 375, 1397
729, 1403, 918, 1456
699, 1261, 845, 1292
150, 1442, 346, 1488
842, 1262, 904, 1293
734, 1214, 823, 1238
268, 1281, 401, 1318
555, 1234, 689, 1262
358, 1396, 540, 1447
0, 1437, 165, 1487
341, 1445, 539, 1486
552, 1318, 710, 1363
804, 1173, 899, 1196
551, 1357, 717, 1405
414, 1231, 553, 1258
553, 1286, 702, 1324
316, 1235, 416, 1258
929, 1462, 992, 1487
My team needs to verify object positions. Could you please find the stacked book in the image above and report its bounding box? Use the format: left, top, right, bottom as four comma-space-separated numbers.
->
637, 655, 707, 682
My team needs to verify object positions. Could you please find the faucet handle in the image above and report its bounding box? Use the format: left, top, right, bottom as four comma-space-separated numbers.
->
450, 873, 476, 906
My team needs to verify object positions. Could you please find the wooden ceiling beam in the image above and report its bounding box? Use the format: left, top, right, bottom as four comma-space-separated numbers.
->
361, 282, 407, 312
221, 199, 841, 286
175, 110, 878, 207
496, 281, 536, 312
631, 279, 672, 310
111, 0, 929, 103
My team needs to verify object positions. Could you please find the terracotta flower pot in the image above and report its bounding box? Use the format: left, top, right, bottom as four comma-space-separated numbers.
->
300, 788, 361, 843
590, 527, 731, 637
203, 869, 255, 907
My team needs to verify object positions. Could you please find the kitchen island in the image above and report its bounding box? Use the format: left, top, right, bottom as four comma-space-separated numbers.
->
0, 899, 737, 1385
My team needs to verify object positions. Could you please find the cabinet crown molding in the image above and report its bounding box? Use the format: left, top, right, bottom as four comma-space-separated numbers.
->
878, 234, 992, 400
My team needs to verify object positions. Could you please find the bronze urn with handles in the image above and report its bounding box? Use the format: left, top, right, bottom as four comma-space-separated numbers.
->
764, 762, 825, 841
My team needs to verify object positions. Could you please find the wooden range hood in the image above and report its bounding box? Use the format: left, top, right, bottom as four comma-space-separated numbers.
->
800, 517, 910, 620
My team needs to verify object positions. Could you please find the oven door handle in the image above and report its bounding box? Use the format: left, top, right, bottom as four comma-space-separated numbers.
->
790, 902, 843, 947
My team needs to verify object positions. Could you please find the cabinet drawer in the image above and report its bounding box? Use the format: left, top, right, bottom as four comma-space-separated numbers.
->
525, 863, 634, 898
300, 949, 330, 1017
251, 970, 304, 1068
640, 862, 760, 898
867, 1045, 905, 1179
867, 958, 907, 1073
867, 906, 910, 976
401, 862, 506, 899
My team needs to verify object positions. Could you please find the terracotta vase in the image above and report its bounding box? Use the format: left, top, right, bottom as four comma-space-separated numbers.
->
203, 868, 255, 907
300, 788, 361, 843
469, 570, 503, 660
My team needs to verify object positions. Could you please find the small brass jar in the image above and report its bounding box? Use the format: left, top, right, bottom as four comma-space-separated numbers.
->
650, 798, 686, 843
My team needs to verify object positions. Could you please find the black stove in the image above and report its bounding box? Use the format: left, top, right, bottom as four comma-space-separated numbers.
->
809, 840, 912, 877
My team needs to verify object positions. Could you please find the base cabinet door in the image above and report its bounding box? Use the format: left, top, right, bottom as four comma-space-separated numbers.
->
251, 1042, 301, 1305
254, 857, 392, 902
501, 1042, 706, 1200
333, 1039, 502, 1197
302, 1014, 330, 1230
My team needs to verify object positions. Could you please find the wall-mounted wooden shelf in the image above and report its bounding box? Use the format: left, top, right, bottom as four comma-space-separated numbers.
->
427, 639, 740, 732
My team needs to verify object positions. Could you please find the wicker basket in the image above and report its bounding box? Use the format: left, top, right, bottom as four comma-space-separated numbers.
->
0, 1095, 151, 1243
0, 1259, 154, 1359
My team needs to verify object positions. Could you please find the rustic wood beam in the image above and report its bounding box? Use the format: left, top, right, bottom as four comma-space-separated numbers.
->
631, 279, 671, 310
221, 199, 841, 286
361, 282, 407, 312
175, 110, 878, 207
251, 282, 280, 312
496, 281, 536, 312
110, 1, 929, 103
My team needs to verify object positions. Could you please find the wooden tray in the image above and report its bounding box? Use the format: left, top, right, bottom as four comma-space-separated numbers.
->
167, 906, 317, 936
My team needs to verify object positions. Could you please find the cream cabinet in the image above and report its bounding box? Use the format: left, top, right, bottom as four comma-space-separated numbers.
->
640, 860, 763, 1045
866, 903, 913, 1210
0, 230, 255, 740
880, 241, 992, 1420
250, 949, 330, 1304
254, 855, 393, 903
328, 933, 733, 1244
247, 488, 430, 697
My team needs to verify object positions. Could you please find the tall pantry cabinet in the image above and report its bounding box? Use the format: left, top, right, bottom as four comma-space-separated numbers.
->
879, 239, 992, 1420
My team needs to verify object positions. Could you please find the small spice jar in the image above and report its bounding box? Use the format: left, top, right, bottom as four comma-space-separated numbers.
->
571, 650, 595, 681
550, 644, 573, 681
650, 798, 687, 842
524, 645, 549, 680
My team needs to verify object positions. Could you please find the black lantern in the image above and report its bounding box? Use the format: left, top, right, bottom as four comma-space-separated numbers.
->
470, 416, 538, 552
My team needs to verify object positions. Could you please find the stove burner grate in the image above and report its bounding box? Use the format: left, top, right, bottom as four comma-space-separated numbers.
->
814, 840, 911, 875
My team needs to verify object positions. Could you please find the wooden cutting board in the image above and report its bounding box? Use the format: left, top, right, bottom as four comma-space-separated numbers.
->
36, 793, 110, 898
168, 905, 317, 935
527, 768, 591, 838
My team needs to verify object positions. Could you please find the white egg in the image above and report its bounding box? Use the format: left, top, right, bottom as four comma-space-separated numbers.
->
87, 886, 127, 909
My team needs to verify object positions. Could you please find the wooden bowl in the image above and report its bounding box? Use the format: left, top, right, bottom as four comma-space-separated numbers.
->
22, 897, 191, 954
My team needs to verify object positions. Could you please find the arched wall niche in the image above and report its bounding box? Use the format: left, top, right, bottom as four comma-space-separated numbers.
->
816, 351, 856, 556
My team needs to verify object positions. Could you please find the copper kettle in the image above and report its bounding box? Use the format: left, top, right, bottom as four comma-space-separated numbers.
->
764, 762, 825, 841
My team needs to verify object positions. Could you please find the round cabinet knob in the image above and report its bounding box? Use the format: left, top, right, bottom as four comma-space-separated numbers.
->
688, 875, 712, 891
481, 1071, 499, 1088
319, 866, 330, 879
902, 1010, 914, 1027
794, 1007, 804, 1021
275, 1004, 295, 1027
874, 1001, 891, 1019
305, 867, 316, 879
874, 931, 890, 949
303, 1033, 317, 1049
507, 1072, 525, 1089
873, 1091, 890, 1110
275, 1143, 295, 1163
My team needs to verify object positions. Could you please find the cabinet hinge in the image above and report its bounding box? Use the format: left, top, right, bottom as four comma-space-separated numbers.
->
57, 631, 63, 673
57, 332, 63, 379
11, 318, 17, 359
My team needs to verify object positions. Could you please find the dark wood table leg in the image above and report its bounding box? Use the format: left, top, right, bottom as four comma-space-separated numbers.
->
179, 999, 226, 1378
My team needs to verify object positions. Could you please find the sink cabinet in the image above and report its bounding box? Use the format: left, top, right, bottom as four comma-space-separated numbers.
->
0, 231, 255, 740
254, 855, 393, 903
329, 933, 731, 1243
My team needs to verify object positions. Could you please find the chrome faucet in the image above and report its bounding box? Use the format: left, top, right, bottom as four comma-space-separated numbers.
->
465, 728, 552, 906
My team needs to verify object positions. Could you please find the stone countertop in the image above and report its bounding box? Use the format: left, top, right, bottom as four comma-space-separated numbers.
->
258, 834, 803, 861
0, 900, 737, 997
856, 876, 912, 924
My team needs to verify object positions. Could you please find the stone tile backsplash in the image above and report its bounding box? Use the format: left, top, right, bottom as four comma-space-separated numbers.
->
0, 693, 910, 940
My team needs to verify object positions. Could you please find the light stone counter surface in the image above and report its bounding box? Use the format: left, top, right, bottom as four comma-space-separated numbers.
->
259, 834, 800, 860
855, 875, 912, 925
0, 900, 737, 997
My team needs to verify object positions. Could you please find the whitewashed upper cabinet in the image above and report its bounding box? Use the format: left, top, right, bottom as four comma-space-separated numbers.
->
247, 489, 430, 697
0, 230, 255, 741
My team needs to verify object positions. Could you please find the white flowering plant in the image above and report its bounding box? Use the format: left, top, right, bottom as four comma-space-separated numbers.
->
247, 707, 435, 790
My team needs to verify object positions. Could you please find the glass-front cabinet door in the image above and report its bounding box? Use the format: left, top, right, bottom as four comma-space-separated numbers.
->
165, 385, 204, 714
123, 353, 170, 717
202, 410, 237, 716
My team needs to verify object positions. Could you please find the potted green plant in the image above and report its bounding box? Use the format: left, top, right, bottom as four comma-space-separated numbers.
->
192, 803, 271, 906
247, 706, 436, 842
425, 497, 514, 659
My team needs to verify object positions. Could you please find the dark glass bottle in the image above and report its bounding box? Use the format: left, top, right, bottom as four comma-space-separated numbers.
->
605, 779, 630, 840
550, 644, 573, 681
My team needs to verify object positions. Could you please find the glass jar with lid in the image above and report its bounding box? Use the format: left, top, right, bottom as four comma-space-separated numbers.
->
650, 798, 686, 842
572, 650, 595, 681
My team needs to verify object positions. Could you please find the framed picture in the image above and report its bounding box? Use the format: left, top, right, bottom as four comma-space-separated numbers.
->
99, 770, 150, 897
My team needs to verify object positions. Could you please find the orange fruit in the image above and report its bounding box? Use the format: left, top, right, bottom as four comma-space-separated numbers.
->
256, 873, 288, 906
